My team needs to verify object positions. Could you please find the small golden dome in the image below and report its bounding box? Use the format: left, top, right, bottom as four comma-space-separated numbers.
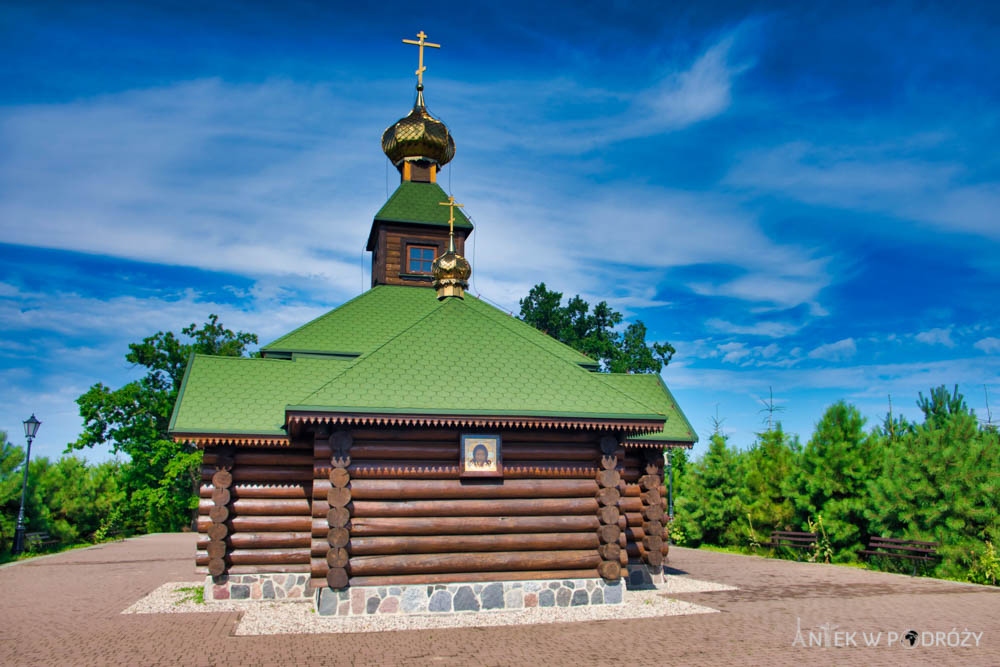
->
432, 249, 471, 300
381, 88, 456, 167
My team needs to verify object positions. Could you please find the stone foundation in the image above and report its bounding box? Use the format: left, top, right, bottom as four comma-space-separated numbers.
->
624, 562, 664, 590
315, 578, 625, 616
205, 573, 311, 601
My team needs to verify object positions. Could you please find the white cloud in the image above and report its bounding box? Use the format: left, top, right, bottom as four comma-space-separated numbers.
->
705, 318, 804, 338
808, 338, 857, 362
726, 141, 1000, 240
974, 337, 1000, 354
718, 342, 750, 363
915, 327, 956, 348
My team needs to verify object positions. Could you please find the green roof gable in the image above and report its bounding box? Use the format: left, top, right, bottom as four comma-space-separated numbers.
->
261, 285, 597, 368
293, 297, 661, 420
367, 181, 473, 250
598, 373, 698, 444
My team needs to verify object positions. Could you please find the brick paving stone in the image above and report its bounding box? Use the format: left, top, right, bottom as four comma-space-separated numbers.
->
1, 535, 998, 666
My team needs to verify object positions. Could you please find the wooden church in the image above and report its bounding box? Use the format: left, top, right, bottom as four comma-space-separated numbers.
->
169, 32, 696, 615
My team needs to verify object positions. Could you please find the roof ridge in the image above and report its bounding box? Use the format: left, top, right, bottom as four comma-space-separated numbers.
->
464, 294, 597, 365
448, 299, 660, 416
294, 296, 445, 405
594, 372, 669, 416
653, 372, 698, 438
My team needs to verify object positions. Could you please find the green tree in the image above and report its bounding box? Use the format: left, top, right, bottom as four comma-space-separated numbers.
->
792, 401, 877, 561
0, 433, 26, 551
743, 424, 800, 546
68, 315, 257, 534
518, 283, 674, 373
672, 433, 746, 546
867, 385, 1000, 579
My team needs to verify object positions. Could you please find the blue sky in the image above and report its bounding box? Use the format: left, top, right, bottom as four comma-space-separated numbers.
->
2, 1, 999, 461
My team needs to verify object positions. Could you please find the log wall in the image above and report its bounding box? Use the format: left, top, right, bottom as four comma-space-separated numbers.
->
198, 446, 313, 575
198, 428, 666, 588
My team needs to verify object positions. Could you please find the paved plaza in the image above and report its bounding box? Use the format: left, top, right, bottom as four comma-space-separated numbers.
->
1, 533, 998, 665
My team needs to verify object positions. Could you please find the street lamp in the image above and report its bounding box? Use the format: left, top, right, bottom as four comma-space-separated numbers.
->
663, 447, 674, 542
12, 414, 41, 556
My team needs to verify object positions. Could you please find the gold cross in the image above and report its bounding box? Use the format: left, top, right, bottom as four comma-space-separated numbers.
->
402, 31, 441, 88
438, 195, 464, 234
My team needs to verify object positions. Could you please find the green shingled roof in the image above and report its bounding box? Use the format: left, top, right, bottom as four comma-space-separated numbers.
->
598, 373, 698, 444
169, 356, 352, 434
293, 297, 659, 419
366, 181, 472, 250
172, 287, 696, 435
261, 285, 597, 368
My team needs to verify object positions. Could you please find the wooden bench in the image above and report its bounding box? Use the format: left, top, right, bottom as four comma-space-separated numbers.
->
859, 536, 939, 575
25, 532, 59, 550
766, 530, 817, 558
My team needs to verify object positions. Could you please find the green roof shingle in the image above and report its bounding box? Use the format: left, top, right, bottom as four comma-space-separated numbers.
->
366, 181, 472, 250
598, 373, 698, 444
169, 356, 352, 434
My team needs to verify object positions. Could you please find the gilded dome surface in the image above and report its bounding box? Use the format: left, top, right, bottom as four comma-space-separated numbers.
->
432, 247, 471, 299
381, 91, 456, 167
431, 250, 471, 283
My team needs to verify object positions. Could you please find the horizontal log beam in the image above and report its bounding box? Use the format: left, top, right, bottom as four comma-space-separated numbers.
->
622, 484, 667, 497
198, 498, 311, 516
315, 441, 606, 461
347, 533, 602, 555
348, 550, 601, 576
195, 548, 310, 565
197, 532, 311, 549
313, 478, 599, 500
310, 498, 598, 518
343, 515, 606, 536
226, 564, 310, 574
201, 465, 313, 483
204, 452, 314, 467
198, 516, 312, 533
200, 484, 310, 499
617, 497, 641, 512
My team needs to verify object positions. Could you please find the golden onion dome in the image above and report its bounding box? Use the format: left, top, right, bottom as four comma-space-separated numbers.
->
431, 247, 471, 300
381, 87, 456, 167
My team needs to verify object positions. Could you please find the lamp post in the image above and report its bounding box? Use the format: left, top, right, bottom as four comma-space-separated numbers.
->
12, 414, 41, 556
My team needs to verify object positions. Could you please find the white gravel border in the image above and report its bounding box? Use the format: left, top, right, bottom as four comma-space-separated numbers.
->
123, 575, 735, 636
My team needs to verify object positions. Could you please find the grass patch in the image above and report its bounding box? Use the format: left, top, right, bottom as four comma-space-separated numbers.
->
174, 585, 205, 605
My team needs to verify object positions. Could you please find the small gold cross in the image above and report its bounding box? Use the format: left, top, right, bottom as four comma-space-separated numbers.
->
438, 195, 464, 235
402, 30, 441, 88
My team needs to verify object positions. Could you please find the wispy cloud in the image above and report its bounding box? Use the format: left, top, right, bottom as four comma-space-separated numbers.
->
808, 337, 857, 362
705, 318, 804, 338
974, 337, 1000, 354
915, 327, 955, 348
725, 141, 1000, 240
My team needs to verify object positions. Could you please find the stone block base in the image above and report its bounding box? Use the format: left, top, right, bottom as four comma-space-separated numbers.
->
205, 573, 311, 601
316, 578, 625, 616
624, 562, 664, 590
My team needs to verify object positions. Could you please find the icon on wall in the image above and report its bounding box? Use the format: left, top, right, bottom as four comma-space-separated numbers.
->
460, 434, 502, 478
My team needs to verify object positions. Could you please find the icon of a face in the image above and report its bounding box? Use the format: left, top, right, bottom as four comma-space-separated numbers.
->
473, 444, 489, 465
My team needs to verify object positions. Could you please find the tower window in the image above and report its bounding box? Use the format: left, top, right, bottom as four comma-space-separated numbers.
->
407, 245, 436, 273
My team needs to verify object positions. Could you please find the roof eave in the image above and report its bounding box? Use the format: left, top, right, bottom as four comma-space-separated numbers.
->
286, 408, 665, 436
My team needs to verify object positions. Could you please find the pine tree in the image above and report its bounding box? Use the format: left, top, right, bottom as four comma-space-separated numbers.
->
743, 424, 800, 544
867, 385, 1000, 578
792, 401, 877, 561
672, 432, 745, 546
